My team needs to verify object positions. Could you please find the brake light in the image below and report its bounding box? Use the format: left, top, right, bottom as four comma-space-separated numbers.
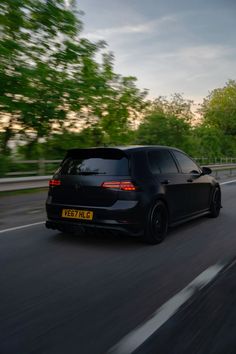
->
101, 181, 137, 191
49, 179, 61, 186
120, 181, 137, 191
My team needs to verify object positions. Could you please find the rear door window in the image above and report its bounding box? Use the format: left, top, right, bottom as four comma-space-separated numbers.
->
173, 151, 200, 174
148, 150, 178, 174
58, 150, 129, 176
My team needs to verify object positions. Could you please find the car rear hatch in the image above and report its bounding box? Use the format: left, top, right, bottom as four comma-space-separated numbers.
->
50, 148, 132, 207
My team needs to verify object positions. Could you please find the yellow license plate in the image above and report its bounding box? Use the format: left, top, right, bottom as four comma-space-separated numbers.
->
61, 209, 93, 220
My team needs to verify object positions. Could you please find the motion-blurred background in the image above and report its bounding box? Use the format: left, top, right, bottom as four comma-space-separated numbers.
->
0, 0, 236, 179
1, 3, 236, 354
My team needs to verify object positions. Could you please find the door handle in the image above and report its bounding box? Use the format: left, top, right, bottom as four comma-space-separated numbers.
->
187, 179, 193, 183
161, 179, 170, 185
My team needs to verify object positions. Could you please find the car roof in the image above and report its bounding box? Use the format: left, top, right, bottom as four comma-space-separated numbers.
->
67, 145, 183, 155
111, 145, 182, 152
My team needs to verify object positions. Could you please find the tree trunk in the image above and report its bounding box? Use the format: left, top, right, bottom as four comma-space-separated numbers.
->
1, 122, 13, 155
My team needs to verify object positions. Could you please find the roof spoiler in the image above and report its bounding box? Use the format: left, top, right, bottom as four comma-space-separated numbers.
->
64, 147, 128, 160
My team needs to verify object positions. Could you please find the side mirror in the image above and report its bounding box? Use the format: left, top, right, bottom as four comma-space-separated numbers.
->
201, 166, 212, 175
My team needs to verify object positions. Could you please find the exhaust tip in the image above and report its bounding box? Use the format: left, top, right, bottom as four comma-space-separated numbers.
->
45, 221, 55, 229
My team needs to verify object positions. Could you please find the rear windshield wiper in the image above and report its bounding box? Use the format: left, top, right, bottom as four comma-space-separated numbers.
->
77, 171, 106, 175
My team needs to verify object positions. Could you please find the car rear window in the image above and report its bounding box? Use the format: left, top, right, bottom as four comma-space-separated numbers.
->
57, 150, 129, 176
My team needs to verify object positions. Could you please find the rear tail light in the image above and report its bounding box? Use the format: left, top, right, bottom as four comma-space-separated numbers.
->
120, 181, 137, 191
101, 181, 137, 191
49, 179, 61, 186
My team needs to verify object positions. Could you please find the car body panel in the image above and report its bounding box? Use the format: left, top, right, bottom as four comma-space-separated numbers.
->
45, 145, 220, 236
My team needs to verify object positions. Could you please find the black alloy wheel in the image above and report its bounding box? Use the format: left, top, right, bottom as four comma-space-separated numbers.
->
209, 187, 221, 218
144, 200, 168, 244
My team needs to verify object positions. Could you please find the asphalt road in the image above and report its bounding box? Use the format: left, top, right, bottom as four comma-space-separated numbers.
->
0, 190, 47, 231
0, 182, 236, 354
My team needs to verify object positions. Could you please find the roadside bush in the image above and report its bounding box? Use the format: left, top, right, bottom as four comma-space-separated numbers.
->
0, 155, 11, 177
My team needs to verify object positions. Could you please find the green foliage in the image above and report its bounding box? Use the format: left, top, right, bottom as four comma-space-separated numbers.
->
190, 126, 225, 157
17, 127, 105, 160
146, 94, 194, 122
88, 52, 148, 144
135, 87, 236, 158
195, 80, 236, 158
135, 112, 191, 151
1, 1, 236, 166
201, 80, 236, 135
0, 0, 147, 153
0, 155, 11, 177
0, 0, 85, 149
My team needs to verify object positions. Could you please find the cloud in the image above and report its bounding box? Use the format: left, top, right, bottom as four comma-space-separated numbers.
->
147, 45, 234, 64
79, 0, 236, 103
178, 45, 233, 61
64, 0, 71, 7
110, 42, 236, 102
84, 24, 151, 40
84, 15, 176, 41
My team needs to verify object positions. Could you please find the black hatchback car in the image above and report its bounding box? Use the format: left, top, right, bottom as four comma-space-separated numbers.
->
46, 146, 221, 244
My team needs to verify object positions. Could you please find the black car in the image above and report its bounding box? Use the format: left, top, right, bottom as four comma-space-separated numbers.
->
46, 146, 221, 244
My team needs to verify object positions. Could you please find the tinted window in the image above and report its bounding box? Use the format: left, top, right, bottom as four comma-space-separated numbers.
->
58, 156, 129, 176
57, 156, 129, 176
148, 150, 178, 174
173, 151, 200, 174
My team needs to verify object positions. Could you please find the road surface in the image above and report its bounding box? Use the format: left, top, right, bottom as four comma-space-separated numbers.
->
0, 182, 236, 354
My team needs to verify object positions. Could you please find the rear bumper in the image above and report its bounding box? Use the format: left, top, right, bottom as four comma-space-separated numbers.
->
46, 199, 145, 236
45, 219, 142, 236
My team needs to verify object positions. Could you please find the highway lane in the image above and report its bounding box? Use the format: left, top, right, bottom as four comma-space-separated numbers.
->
0, 174, 234, 231
0, 190, 47, 231
0, 182, 236, 354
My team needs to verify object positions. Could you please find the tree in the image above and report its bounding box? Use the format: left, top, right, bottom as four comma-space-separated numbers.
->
86, 52, 148, 145
0, 1, 147, 156
201, 80, 236, 135
191, 125, 225, 157
0, 0, 104, 152
17, 125, 106, 159
146, 93, 194, 123
135, 94, 194, 152
135, 112, 191, 151
0, 0, 28, 153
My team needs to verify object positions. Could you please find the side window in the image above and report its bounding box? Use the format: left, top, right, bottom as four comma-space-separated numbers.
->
148, 150, 178, 174
173, 151, 200, 174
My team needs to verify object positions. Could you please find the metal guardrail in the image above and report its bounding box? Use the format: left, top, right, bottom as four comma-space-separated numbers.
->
4, 158, 236, 177
1, 164, 236, 192
208, 164, 236, 178
0, 175, 51, 192
195, 157, 236, 164
0, 176, 51, 183
6, 159, 61, 177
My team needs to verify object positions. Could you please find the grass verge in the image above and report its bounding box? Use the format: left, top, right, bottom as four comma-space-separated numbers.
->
0, 188, 48, 197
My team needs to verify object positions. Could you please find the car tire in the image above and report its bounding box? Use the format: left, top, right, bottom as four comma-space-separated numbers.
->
144, 200, 168, 244
209, 187, 221, 218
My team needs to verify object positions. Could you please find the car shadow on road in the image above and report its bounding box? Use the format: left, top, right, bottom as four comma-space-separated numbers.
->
48, 212, 225, 250
167, 213, 224, 239
49, 228, 146, 250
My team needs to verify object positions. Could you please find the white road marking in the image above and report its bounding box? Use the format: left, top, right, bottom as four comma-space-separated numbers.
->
220, 179, 236, 185
108, 263, 225, 354
0, 221, 44, 234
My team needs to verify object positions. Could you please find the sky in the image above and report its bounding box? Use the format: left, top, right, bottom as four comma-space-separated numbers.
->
76, 0, 236, 103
